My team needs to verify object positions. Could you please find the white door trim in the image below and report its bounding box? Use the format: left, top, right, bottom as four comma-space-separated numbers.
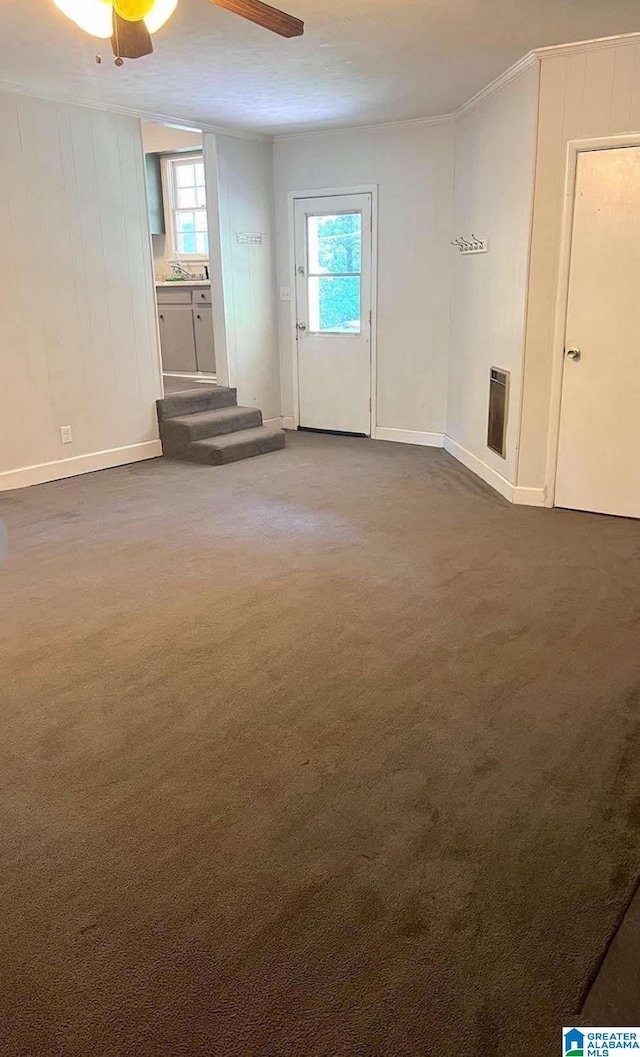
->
286, 184, 378, 431
545, 133, 640, 507
203, 132, 232, 390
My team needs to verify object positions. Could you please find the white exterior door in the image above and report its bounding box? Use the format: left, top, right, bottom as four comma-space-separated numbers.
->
556, 146, 640, 518
294, 194, 372, 434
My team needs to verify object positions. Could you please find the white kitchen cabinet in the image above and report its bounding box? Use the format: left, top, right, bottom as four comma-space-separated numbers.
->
193, 306, 215, 373
158, 304, 198, 372
156, 284, 216, 374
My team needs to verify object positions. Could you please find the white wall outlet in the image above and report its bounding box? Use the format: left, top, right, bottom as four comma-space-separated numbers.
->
60, 425, 73, 445
279, 286, 291, 302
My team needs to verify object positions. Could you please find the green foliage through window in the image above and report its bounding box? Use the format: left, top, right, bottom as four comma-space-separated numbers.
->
308, 213, 362, 332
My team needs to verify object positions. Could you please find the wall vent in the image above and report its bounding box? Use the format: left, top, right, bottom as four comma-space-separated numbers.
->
487, 367, 509, 458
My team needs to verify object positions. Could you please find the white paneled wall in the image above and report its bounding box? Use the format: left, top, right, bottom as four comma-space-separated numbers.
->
520, 38, 640, 489
0, 93, 162, 490
215, 135, 281, 421
274, 121, 455, 439
447, 62, 539, 491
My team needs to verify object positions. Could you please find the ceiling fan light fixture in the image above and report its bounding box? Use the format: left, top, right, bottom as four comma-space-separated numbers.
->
52, 0, 113, 39
143, 0, 179, 33
113, 0, 154, 21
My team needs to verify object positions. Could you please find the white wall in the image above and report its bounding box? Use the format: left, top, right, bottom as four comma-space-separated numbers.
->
215, 135, 281, 420
520, 36, 640, 490
0, 93, 162, 489
274, 121, 455, 438
141, 124, 203, 154
446, 61, 539, 489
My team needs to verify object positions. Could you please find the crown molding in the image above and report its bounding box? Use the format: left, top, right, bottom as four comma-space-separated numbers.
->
0, 80, 269, 141
534, 30, 640, 60
4, 31, 640, 146
274, 111, 455, 143
455, 51, 538, 118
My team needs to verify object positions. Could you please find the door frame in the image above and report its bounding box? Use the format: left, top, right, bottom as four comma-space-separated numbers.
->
286, 184, 378, 431
545, 133, 640, 507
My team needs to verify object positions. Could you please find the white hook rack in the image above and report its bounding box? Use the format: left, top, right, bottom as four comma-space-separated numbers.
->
450, 234, 488, 255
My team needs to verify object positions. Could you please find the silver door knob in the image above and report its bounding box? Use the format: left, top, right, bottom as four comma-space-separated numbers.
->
296, 322, 307, 331
566, 347, 581, 361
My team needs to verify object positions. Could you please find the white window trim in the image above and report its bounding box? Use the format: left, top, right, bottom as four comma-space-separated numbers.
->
161, 151, 209, 263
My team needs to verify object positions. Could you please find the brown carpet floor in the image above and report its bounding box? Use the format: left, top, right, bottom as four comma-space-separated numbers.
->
1, 431, 640, 1056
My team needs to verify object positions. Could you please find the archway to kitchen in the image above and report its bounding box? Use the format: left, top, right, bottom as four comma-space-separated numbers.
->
142, 121, 229, 396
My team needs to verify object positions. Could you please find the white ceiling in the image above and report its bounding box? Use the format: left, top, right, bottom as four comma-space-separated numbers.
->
2, 0, 640, 135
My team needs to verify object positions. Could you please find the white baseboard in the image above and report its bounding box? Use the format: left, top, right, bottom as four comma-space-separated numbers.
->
0, 440, 162, 492
513, 485, 547, 507
373, 427, 445, 447
443, 436, 546, 506
282, 416, 297, 430
263, 416, 284, 428
443, 436, 515, 502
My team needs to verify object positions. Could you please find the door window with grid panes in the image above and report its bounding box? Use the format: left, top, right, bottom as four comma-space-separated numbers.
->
165, 153, 209, 259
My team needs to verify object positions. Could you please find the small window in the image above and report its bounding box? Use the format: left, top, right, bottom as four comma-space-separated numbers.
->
163, 152, 209, 260
306, 212, 362, 334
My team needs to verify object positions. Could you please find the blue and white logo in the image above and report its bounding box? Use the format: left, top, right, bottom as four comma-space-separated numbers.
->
564, 1028, 640, 1055
564, 1030, 584, 1057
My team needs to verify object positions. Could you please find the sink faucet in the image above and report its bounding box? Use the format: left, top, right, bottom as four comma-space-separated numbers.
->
171, 257, 192, 280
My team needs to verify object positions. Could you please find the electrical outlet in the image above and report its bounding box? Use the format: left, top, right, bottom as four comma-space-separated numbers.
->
60, 425, 73, 445
279, 286, 291, 302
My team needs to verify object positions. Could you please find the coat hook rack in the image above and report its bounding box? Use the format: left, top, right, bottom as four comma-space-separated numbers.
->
450, 234, 488, 255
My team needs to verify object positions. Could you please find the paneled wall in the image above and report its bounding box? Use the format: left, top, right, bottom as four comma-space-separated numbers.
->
520, 37, 640, 489
0, 93, 162, 489
274, 120, 455, 439
215, 135, 281, 420
447, 61, 539, 488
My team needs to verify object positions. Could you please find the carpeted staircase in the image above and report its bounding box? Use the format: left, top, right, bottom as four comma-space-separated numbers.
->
156, 386, 286, 465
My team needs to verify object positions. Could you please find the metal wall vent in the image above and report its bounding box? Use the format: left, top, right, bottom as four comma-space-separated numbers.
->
487, 367, 510, 459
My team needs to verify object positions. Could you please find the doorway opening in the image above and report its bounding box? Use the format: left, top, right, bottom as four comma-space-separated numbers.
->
142, 122, 217, 395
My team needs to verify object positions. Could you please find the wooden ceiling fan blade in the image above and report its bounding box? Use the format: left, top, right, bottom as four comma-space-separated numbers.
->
207, 0, 303, 38
111, 10, 154, 57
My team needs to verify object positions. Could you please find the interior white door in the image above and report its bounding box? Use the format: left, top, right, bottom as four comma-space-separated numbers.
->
294, 194, 372, 434
556, 146, 640, 518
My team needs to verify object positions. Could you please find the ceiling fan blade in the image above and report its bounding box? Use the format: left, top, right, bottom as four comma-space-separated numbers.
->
207, 0, 303, 38
111, 10, 154, 57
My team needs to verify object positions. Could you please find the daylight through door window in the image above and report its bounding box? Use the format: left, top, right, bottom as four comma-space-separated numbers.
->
307, 212, 362, 334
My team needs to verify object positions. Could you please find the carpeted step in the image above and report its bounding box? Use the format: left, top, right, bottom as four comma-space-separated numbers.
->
161, 406, 263, 450
182, 426, 286, 465
156, 386, 237, 423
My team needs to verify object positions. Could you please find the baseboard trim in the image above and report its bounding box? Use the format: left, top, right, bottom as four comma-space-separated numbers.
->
282, 416, 297, 430
513, 486, 547, 507
443, 437, 547, 506
263, 416, 284, 429
373, 427, 445, 447
0, 440, 163, 492
443, 436, 515, 501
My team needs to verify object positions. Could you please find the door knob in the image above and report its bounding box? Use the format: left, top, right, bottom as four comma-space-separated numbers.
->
296, 322, 307, 331
566, 347, 581, 361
